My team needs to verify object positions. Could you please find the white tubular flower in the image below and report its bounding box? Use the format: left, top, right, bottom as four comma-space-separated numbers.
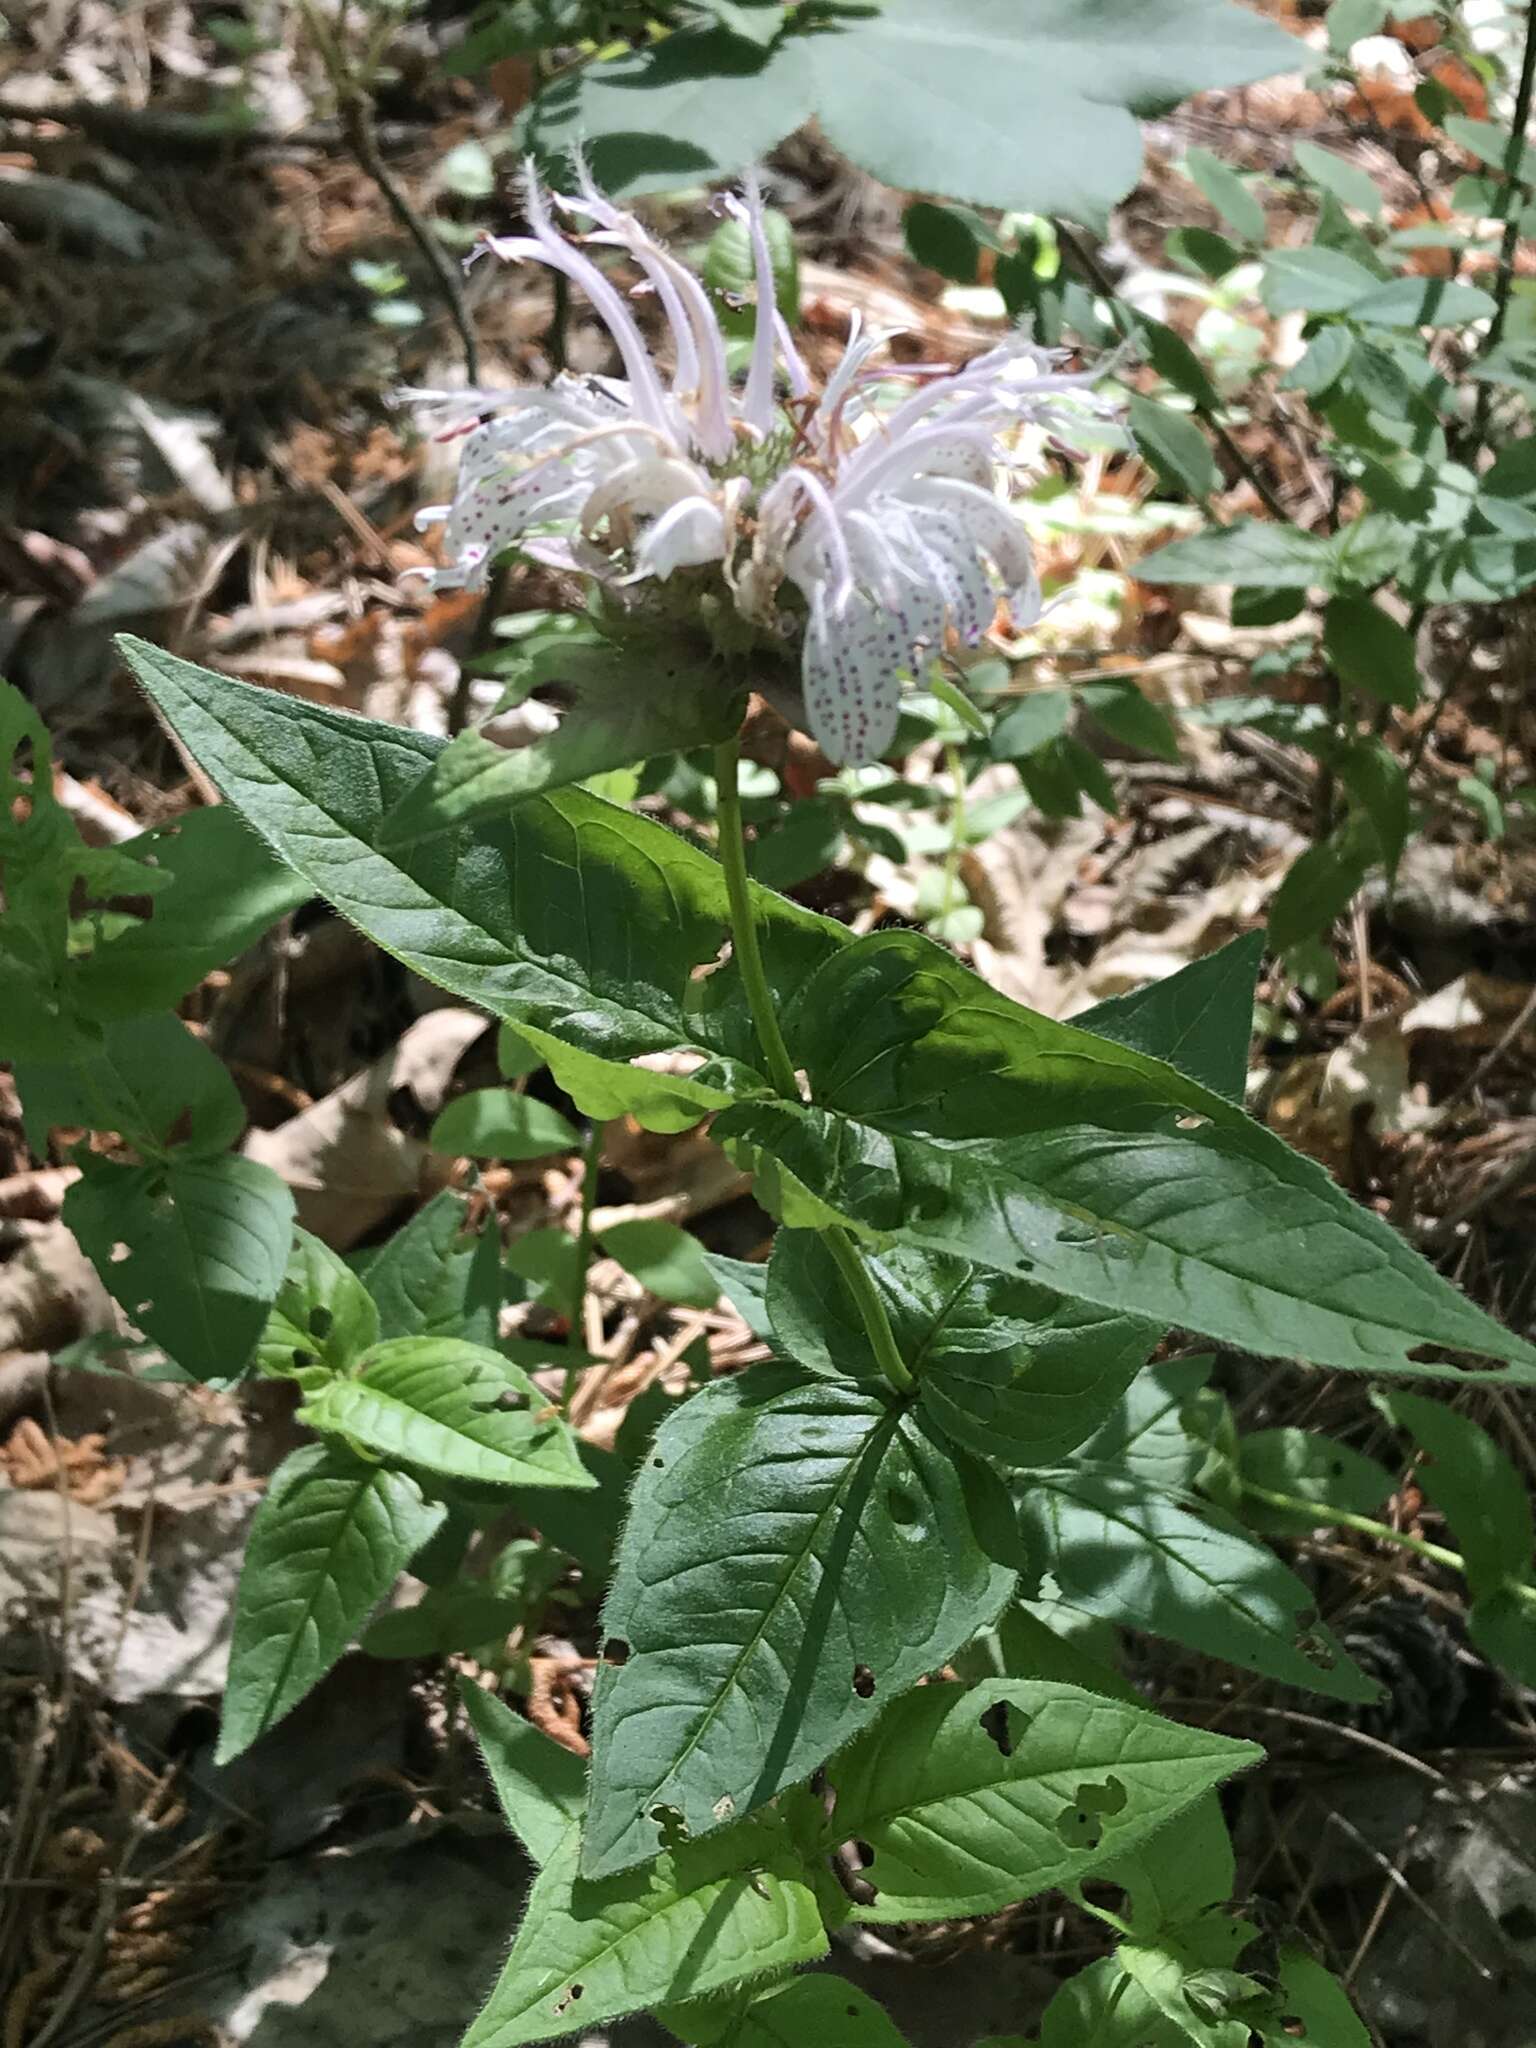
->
411, 165, 1119, 766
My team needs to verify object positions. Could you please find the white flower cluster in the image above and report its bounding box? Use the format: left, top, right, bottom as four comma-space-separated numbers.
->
412, 166, 1117, 765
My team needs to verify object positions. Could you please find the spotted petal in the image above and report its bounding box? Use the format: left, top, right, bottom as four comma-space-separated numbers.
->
802, 585, 910, 766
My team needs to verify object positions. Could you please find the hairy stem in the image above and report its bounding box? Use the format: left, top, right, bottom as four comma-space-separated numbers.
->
1240, 1478, 1536, 1606
563, 1118, 604, 1415
711, 737, 914, 1397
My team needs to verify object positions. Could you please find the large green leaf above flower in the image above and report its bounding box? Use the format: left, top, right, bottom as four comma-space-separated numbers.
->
521, 2, 1301, 225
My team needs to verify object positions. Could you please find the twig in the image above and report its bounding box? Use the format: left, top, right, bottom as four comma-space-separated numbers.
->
1470, 1, 1536, 450
298, 0, 480, 384
1054, 221, 1291, 524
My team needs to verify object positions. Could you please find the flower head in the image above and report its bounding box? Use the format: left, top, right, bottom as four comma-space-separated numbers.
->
411, 165, 1118, 765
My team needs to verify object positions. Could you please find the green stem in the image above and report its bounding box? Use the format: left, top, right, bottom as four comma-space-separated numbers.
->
713, 737, 800, 1101
563, 1119, 603, 1415
1240, 1479, 1536, 1605
711, 738, 914, 1398
940, 741, 967, 927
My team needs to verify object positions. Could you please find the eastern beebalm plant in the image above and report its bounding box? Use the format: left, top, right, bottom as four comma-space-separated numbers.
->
412, 166, 1116, 766
14, 125, 1536, 2048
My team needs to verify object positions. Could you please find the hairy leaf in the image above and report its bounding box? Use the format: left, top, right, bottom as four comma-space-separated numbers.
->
377, 641, 741, 844
118, 638, 841, 1075
359, 1189, 502, 1346
827, 1678, 1259, 1922
459, 1679, 589, 1866
256, 1226, 379, 1379
766, 1232, 1157, 1465
1018, 1471, 1376, 1700
583, 1367, 1013, 1878
464, 1822, 825, 2048
218, 1442, 443, 1761
298, 1337, 594, 1489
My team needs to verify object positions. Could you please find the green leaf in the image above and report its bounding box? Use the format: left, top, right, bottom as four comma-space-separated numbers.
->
903, 200, 981, 282
360, 1583, 528, 1659
522, 2, 1299, 224
1018, 1471, 1376, 1700
1236, 1427, 1395, 1535
717, 1978, 914, 2048
1261, 1950, 1371, 2048
1293, 141, 1382, 219
298, 1337, 595, 1490
1185, 147, 1265, 242
746, 797, 845, 891
704, 1253, 773, 1340
1328, 0, 1388, 51
1075, 934, 1262, 1104
15, 1011, 244, 1157
1441, 114, 1536, 185
1078, 679, 1183, 764
1281, 325, 1355, 399
1079, 1357, 1214, 1493
766, 1232, 1158, 1465
1129, 395, 1218, 501
1098, 1792, 1235, 1935
1322, 594, 1421, 708
1137, 520, 1334, 590
72, 805, 309, 1019
460, 1679, 588, 1866
257, 1226, 380, 1379
430, 1088, 581, 1161
1375, 1389, 1534, 1593
66, 1152, 293, 1383
1350, 275, 1497, 329
376, 642, 743, 846
1327, 733, 1410, 874
117, 637, 842, 1081
463, 1822, 825, 2048
990, 690, 1072, 760
600, 1218, 719, 1307
1262, 246, 1381, 316
217, 1442, 443, 1761
722, 1087, 1536, 1382
582, 1367, 1013, 1878
703, 200, 800, 321
505, 1227, 583, 1321
1268, 821, 1376, 954
360, 1190, 502, 1346
827, 1678, 1260, 1923
1117, 1933, 1258, 2048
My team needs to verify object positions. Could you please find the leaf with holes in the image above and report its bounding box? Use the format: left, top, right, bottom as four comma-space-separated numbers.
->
15, 1011, 245, 1156
766, 1232, 1157, 1466
66, 1152, 293, 1383
298, 1337, 593, 1490
720, 931, 1536, 1383
583, 1366, 1013, 1879
72, 804, 310, 1020
1018, 1471, 1376, 1701
116, 637, 842, 1079
463, 1819, 825, 2048
256, 1227, 379, 1380
360, 1189, 502, 1346
217, 1442, 444, 1762
824, 1679, 1259, 1923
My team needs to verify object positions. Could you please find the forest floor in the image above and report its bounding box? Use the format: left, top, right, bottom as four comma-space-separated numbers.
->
3, 3, 1536, 2044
